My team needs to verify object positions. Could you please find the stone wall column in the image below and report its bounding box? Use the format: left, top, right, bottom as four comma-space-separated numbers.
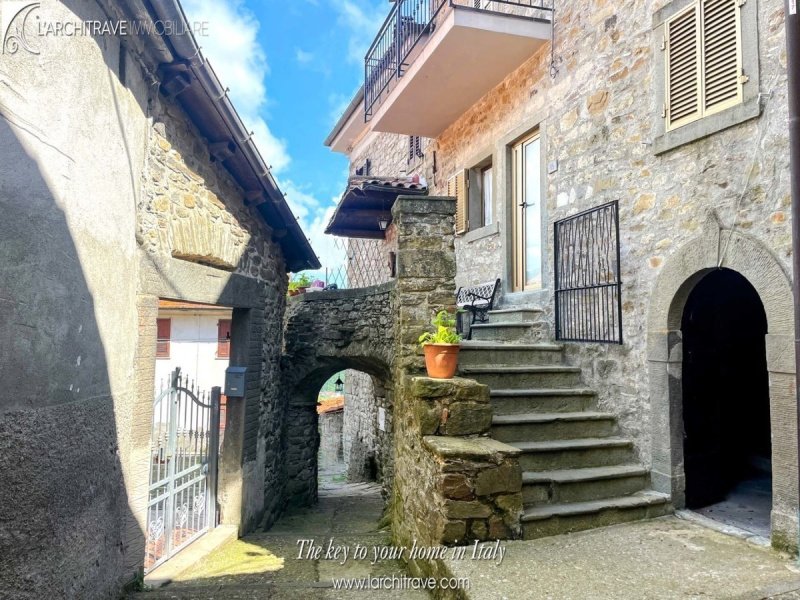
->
391, 196, 457, 374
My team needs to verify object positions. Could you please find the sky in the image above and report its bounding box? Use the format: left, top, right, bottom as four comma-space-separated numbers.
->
180, 0, 388, 276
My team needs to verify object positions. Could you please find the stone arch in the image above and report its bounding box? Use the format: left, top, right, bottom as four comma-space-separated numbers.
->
647, 211, 797, 549
281, 282, 396, 508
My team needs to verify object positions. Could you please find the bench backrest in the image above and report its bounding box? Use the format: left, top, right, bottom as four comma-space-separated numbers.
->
456, 279, 501, 308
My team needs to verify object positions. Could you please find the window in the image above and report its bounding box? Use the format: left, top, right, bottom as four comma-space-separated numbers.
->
156, 318, 171, 359
217, 319, 232, 359
653, 0, 758, 153
449, 158, 493, 235
407, 136, 424, 163
481, 166, 493, 227
664, 0, 743, 131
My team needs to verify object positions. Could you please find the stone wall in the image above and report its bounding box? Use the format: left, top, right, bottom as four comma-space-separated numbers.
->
397, 377, 523, 551
0, 1, 148, 596
0, 1, 294, 596
319, 409, 344, 467
342, 373, 377, 480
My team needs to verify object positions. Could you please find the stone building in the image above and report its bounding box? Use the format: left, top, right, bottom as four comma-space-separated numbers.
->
325, 0, 796, 550
0, 0, 318, 597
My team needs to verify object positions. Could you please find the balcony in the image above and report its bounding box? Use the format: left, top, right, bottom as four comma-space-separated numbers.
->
365, 0, 553, 138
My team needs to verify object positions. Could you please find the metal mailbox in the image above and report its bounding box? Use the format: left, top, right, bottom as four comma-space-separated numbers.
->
224, 366, 247, 397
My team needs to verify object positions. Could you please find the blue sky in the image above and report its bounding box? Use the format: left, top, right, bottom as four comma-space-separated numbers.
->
181, 0, 388, 274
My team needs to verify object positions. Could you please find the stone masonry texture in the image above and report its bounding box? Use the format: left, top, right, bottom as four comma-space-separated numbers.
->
0, 1, 291, 597
345, 0, 796, 550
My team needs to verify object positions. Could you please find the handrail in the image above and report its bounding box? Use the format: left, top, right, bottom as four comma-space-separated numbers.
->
364, 0, 554, 121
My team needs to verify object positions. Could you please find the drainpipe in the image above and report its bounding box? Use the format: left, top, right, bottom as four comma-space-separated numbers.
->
787, 0, 800, 552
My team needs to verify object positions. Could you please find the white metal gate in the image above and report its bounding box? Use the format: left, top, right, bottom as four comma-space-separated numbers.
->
145, 368, 220, 572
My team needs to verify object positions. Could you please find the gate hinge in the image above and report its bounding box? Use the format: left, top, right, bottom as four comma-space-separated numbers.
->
661, 104, 667, 118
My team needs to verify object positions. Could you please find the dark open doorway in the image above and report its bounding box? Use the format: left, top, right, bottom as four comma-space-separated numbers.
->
682, 268, 771, 535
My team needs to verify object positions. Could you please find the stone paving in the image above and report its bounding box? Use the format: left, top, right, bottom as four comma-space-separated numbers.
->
131, 462, 800, 600
443, 514, 800, 600
130, 464, 428, 599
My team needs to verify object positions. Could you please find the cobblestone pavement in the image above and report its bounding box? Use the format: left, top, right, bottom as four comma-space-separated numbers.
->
130, 464, 428, 599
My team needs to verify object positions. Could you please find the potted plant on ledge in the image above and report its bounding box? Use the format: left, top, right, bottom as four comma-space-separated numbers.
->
288, 273, 313, 297
418, 310, 462, 379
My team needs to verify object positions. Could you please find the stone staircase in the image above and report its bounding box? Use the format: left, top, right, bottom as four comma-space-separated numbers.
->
459, 307, 671, 539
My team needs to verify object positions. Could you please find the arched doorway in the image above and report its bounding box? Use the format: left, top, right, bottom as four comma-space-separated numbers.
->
646, 223, 797, 549
680, 269, 771, 534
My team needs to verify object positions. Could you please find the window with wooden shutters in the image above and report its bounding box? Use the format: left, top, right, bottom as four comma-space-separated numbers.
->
664, 0, 743, 131
447, 171, 468, 234
156, 318, 171, 359
217, 319, 231, 359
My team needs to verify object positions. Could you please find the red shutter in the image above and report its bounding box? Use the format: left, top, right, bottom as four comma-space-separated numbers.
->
156, 318, 171, 358
217, 319, 232, 359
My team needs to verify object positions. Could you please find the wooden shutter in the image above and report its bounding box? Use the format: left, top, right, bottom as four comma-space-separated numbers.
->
217, 319, 231, 359
665, 4, 701, 130
156, 318, 171, 358
665, 0, 743, 131
448, 171, 468, 235
701, 0, 742, 115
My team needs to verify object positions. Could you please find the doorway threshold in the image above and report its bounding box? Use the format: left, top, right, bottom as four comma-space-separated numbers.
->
675, 510, 770, 548
144, 525, 238, 589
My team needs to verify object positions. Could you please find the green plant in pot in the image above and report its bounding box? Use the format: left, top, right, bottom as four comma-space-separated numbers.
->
288, 273, 313, 297
418, 310, 462, 379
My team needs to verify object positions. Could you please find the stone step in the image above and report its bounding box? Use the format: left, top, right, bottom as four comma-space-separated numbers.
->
521, 491, 672, 539
470, 321, 549, 343
490, 388, 596, 414
487, 308, 543, 324
511, 437, 635, 471
459, 341, 565, 366
491, 411, 617, 443
460, 366, 583, 390
521, 465, 649, 505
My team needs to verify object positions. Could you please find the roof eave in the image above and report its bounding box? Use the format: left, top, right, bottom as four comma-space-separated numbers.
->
143, 0, 320, 272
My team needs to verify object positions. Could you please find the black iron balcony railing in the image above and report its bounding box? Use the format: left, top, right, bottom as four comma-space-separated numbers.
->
364, 0, 554, 121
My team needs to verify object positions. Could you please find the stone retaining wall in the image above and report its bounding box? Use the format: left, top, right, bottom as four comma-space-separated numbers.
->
393, 377, 523, 557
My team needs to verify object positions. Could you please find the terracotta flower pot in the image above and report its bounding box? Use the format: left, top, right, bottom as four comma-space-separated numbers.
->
423, 343, 460, 379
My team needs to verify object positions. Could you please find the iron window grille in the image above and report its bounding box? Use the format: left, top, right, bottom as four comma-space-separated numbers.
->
554, 200, 622, 344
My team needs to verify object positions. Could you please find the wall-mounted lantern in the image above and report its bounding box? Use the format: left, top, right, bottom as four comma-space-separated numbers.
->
334, 376, 344, 393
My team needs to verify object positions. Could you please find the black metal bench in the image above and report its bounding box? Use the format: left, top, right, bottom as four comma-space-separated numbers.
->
456, 279, 500, 339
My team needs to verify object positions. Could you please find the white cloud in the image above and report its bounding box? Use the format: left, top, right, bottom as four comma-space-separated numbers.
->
295, 48, 314, 64
281, 182, 347, 277
329, 0, 387, 65
182, 0, 290, 173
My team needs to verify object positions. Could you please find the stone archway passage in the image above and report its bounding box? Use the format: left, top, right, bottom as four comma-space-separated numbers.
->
647, 213, 797, 551
680, 268, 771, 535
281, 282, 396, 509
